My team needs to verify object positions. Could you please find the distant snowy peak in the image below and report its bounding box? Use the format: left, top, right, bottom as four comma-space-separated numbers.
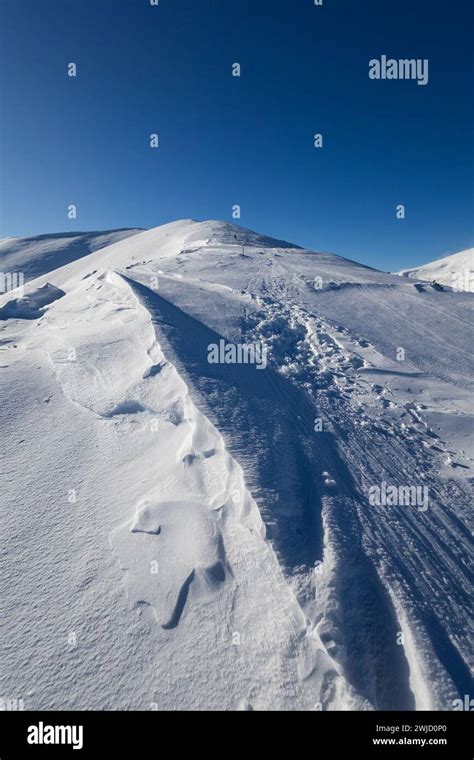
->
398, 248, 474, 291
0, 228, 144, 282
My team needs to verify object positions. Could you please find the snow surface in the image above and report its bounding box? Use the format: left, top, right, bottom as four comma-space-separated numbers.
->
398, 247, 474, 291
1, 220, 472, 710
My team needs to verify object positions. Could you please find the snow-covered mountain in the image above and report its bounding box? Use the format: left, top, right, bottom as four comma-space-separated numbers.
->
0, 227, 143, 283
398, 247, 474, 291
1, 220, 472, 711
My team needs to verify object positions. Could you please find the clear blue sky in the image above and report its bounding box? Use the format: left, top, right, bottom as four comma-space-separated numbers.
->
0, 0, 472, 271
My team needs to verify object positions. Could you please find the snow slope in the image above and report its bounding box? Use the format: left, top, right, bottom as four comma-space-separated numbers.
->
1, 220, 472, 711
0, 228, 143, 283
398, 247, 474, 291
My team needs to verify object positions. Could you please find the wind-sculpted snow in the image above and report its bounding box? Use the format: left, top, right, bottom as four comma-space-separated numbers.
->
0, 220, 472, 710
0, 282, 65, 320
117, 498, 228, 629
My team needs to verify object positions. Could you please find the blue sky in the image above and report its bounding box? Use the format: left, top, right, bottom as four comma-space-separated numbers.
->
0, 0, 472, 271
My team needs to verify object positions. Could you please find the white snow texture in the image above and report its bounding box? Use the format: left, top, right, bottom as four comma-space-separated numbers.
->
1, 220, 472, 711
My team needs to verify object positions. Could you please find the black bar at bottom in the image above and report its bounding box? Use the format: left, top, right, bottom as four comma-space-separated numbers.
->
0, 710, 472, 758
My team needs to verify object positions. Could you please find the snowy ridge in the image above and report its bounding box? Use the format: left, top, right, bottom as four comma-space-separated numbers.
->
1, 220, 472, 710
0, 228, 144, 283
